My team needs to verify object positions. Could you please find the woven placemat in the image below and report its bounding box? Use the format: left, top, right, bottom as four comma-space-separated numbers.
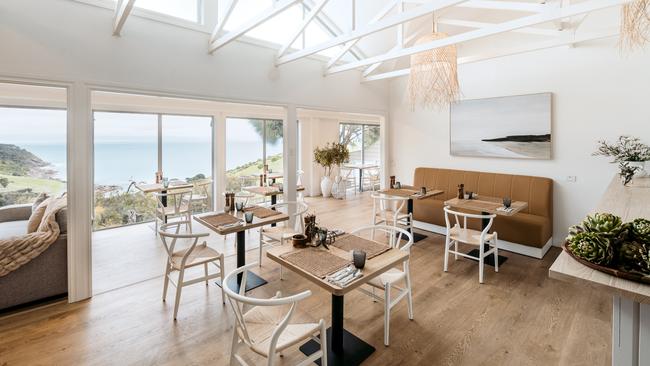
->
198, 213, 240, 228
280, 248, 350, 278
243, 206, 282, 219
381, 188, 417, 197
331, 234, 391, 259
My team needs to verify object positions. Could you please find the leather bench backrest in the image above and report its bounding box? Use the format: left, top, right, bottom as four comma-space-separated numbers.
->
413, 167, 553, 218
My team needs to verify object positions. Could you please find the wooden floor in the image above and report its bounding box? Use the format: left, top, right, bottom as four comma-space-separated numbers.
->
0, 193, 611, 365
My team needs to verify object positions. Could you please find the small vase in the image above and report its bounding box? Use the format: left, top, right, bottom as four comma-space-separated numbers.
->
320, 176, 333, 198
628, 161, 649, 177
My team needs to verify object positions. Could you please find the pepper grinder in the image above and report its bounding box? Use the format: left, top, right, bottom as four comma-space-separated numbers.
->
457, 184, 465, 199
389, 176, 396, 189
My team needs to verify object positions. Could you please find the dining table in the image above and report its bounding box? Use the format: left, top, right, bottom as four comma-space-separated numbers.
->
379, 186, 443, 243
267, 237, 409, 366
444, 195, 528, 266
342, 163, 378, 192
135, 182, 194, 222
194, 209, 289, 292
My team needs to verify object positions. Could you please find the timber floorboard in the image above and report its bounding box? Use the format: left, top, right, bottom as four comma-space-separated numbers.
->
0, 193, 610, 365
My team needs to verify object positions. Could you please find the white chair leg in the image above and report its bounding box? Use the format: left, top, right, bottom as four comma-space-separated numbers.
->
479, 253, 484, 284
384, 284, 391, 346
204, 263, 209, 286
454, 241, 459, 261
162, 265, 170, 301
319, 320, 328, 366
259, 232, 263, 267
406, 273, 414, 320
443, 237, 450, 272
494, 235, 499, 273
173, 271, 185, 320
219, 257, 226, 304
229, 330, 240, 366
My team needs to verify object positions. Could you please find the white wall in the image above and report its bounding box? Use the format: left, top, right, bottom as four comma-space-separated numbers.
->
388, 39, 650, 245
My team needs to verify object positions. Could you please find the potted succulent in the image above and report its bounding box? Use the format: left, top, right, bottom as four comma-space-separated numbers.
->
313, 142, 349, 198
593, 136, 650, 185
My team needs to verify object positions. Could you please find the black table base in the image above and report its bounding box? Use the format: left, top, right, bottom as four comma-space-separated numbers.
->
300, 328, 376, 366
215, 230, 268, 292
405, 198, 428, 243
300, 294, 375, 366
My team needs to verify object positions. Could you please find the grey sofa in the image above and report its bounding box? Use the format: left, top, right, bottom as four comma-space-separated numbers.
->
0, 204, 68, 312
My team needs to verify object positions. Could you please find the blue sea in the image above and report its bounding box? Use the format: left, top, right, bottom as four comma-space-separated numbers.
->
19, 141, 279, 188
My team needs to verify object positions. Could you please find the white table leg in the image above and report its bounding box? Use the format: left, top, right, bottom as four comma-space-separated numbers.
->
640, 302, 650, 365
612, 295, 643, 366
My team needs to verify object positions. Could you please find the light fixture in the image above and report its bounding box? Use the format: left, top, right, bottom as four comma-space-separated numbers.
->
620, 0, 650, 51
407, 17, 459, 110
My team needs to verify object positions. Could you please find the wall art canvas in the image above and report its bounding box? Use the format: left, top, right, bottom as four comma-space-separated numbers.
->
450, 93, 552, 159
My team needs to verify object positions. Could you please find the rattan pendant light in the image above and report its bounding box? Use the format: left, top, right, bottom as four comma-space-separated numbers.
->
407, 17, 459, 110
620, 0, 650, 51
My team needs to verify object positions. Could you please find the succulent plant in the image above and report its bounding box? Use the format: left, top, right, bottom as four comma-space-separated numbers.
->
618, 241, 650, 275
567, 232, 614, 265
629, 218, 650, 244
582, 213, 623, 236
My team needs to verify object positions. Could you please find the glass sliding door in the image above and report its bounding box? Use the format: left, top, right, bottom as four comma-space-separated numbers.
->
339, 123, 364, 165
93, 111, 214, 230
0, 106, 67, 207
93, 112, 158, 230
362, 125, 381, 166
225, 118, 283, 192
162, 114, 214, 212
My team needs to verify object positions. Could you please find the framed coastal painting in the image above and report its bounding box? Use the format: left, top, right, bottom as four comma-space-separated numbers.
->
450, 93, 552, 159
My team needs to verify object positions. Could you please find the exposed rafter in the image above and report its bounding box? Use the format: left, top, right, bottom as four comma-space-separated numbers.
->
324, 0, 400, 69
361, 26, 428, 77
435, 18, 564, 37
276, 0, 468, 66
113, 0, 136, 36
406, 0, 547, 12
277, 0, 329, 58
328, 0, 631, 75
210, 0, 239, 44
209, 0, 303, 54
362, 28, 620, 82
302, 0, 366, 60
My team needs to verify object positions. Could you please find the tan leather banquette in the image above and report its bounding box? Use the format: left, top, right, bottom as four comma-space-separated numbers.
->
412, 168, 553, 250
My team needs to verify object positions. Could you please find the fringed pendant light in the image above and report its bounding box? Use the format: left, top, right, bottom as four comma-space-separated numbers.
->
407, 18, 459, 110
620, 0, 650, 51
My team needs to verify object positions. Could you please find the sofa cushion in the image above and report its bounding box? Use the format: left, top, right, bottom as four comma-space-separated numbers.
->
31, 193, 49, 212
27, 198, 50, 233
0, 220, 28, 239
493, 213, 551, 248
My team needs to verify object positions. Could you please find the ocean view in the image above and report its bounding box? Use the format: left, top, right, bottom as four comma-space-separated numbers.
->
19, 141, 282, 188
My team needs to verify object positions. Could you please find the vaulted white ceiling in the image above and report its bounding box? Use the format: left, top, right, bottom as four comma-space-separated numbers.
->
112, 0, 628, 83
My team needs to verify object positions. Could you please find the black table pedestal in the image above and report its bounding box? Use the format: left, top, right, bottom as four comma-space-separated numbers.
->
300, 294, 375, 366
270, 194, 277, 227
216, 230, 267, 292
406, 198, 428, 243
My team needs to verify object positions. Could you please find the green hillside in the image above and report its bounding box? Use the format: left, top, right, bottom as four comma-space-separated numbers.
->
0, 143, 48, 176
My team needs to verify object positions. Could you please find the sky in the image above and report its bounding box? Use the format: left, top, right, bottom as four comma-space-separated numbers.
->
450, 93, 551, 141
0, 107, 66, 144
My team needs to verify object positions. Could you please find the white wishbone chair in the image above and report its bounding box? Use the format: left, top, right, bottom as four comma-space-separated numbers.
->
443, 206, 499, 284
371, 193, 412, 233
158, 221, 225, 320
258, 201, 309, 267
154, 188, 193, 234
223, 263, 328, 366
354, 224, 414, 346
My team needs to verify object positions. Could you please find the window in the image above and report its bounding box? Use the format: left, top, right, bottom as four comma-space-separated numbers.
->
339, 123, 381, 166
93, 111, 213, 230
128, 0, 202, 23
0, 107, 67, 207
226, 118, 283, 192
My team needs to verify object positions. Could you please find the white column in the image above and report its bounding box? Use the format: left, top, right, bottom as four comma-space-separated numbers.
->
379, 115, 388, 189
67, 82, 93, 302
214, 112, 227, 211
283, 105, 298, 223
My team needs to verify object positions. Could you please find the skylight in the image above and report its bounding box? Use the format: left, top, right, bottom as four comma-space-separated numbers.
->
132, 0, 201, 23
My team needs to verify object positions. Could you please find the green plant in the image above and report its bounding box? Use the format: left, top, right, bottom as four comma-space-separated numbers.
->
629, 218, 650, 243
568, 213, 624, 242
594, 136, 650, 162
618, 241, 650, 275
567, 232, 614, 265
314, 142, 350, 177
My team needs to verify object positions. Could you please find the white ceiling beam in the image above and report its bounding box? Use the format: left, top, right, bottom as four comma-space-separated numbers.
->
210, 0, 239, 44
113, 0, 136, 36
329, 0, 631, 75
361, 28, 619, 82
406, 0, 547, 12
436, 18, 563, 37
303, 0, 366, 60
362, 26, 428, 77
209, 0, 303, 54
277, 0, 329, 57
325, 0, 400, 68
277, 0, 467, 66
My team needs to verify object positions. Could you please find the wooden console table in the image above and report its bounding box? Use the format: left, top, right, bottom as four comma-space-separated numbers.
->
549, 176, 650, 366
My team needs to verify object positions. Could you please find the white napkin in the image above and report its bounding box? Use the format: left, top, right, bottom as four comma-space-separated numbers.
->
496, 206, 514, 213
326, 266, 362, 287
217, 221, 244, 230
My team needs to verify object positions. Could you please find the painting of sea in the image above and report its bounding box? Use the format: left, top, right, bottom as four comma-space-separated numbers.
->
450, 93, 552, 159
